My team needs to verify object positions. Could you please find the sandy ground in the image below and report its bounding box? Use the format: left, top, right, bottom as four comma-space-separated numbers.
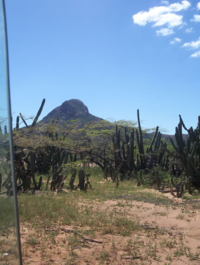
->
17, 190, 200, 265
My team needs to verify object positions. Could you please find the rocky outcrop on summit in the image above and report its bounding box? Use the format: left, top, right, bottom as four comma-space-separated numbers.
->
41, 99, 102, 126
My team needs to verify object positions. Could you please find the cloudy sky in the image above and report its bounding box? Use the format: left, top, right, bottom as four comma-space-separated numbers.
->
2, 0, 200, 134
133, 0, 200, 57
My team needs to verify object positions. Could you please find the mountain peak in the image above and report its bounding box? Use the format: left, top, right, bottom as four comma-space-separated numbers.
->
41, 99, 101, 126
57, 99, 89, 117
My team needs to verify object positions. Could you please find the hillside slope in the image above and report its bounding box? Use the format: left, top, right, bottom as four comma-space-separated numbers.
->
40, 99, 102, 127
39, 99, 188, 143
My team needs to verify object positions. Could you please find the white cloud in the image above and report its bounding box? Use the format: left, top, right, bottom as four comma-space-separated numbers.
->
132, 1, 200, 58
170, 37, 182, 44
191, 50, 200, 57
169, 1, 191, 12
191, 15, 200, 22
185, 27, 193, 33
153, 13, 183, 27
133, 1, 191, 28
156, 28, 174, 36
161, 1, 169, 5
183, 37, 200, 49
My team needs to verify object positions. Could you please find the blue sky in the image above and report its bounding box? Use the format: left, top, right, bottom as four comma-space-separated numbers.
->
4, 0, 200, 134
0, 0, 8, 126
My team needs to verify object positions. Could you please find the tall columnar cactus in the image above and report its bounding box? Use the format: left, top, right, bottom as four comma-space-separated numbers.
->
19, 99, 45, 128
0, 173, 2, 192
112, 124, 136, 180
162, 115, 200, 194
128, 131, 135, 171
109, 109, 167, 181
30, 152, 37, 189
20, 113, 29, 127
78, 169, 85, 190
137, 109, 144, 154
136, 110, 165, 170
50, 149, 68, 190
32, 99, 45, 127
69, 169, 76, 189
148, 126, 159, 153
16, 116, 19, 130
136, 109, 145, 169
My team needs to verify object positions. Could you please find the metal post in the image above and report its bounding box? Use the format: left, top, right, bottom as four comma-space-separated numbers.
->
1, 0, 22, 264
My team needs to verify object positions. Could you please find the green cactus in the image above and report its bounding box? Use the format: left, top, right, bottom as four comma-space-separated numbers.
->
163, 115, 200, 196
78, 169, 85, 190
69, 169, 76, 190
0, 173, 2, 192
32, 99, 45, 127
37, 176, 43, 190
16, 116, 19, 130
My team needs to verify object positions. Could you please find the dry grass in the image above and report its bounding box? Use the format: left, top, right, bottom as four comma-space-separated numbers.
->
4, 174, 200, 264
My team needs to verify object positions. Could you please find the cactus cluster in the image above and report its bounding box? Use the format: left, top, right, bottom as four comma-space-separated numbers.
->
7, 99, 93, 194
4, 97, 200, 198
161, 115, 200, 196
108, 109, 169, 182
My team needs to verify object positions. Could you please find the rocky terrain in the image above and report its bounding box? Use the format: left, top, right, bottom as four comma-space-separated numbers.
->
40, 99, 102, 127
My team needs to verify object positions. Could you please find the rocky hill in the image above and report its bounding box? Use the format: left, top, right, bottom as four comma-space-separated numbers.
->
40, 99, 102, 126
39, 99, 188, 143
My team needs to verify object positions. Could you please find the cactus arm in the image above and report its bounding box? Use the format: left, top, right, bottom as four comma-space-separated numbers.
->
179, 115, 188, 131
16, 116, 19, 130
160, 141, 176, 158
32, 98, 45, 127
149, 126, 159, 152
20, 113, 29, 128
137, 109, 144, 154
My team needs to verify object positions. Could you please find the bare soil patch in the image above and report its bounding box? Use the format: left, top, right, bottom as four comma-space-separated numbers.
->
20, 191, 200, 265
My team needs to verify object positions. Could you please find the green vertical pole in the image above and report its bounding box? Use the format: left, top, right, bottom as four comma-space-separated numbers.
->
2, 0, 22, 264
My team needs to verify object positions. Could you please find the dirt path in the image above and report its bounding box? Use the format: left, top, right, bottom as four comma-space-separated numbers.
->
19, 190, 200, 265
